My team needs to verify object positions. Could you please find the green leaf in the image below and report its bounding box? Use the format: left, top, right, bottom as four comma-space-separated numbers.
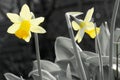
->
114, 28, 120, 56
29, 69, 56, 80
86, 56, 120, 66
114, 28, 120, 42
4, 73, 24, 80
55, 37, 93, 79
66, 64, 72, 80
95, 23, 110, 56
33, 60, 61, 72
55, 37, 82, 78
55, 37, 91, 61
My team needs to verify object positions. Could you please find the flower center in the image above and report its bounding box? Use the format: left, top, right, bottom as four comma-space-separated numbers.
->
80, 22, 86, 28
15, 20, 31, 39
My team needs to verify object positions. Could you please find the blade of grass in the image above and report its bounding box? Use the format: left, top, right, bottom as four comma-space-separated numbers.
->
109, 0, 120, 80
65, 13, 87, 80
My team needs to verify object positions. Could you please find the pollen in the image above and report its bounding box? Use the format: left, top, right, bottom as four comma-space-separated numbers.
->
15, 20, 31, 39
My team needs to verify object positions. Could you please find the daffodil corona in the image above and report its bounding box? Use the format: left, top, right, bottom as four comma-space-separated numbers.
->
7, 4, 46, 42
72, 8, 100, 43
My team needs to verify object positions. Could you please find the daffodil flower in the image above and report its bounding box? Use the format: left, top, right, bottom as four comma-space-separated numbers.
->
7, 4, 46, 42
72, 8, 100, 43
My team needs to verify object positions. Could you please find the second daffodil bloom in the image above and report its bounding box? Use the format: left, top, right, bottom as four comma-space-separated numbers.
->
72, 8, 100, 43
7, 4, 46, 42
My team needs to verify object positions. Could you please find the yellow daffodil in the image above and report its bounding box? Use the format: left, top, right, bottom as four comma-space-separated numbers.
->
7, 4, 46, 42
72, 8, 100, 43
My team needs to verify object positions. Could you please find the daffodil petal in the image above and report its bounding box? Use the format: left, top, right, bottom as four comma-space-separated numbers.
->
7, 24, 20, 34
66, 12, 83, 17
7, 13, 21, 23
24, 32, 31, 42
84, 22, 95, 30
20, 4, 32, 20
72, 21, 80, 31
85, 27, 100, 38
84, 8, 94, 22
31, 17, 44, 26
30, 26, 46, 33
75, 29, 85, 43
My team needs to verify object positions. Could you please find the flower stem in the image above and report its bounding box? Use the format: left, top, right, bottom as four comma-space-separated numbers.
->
34, 33, 42, 80
115, 36, 120, 80
116, 43, 118, 80
95, 29, 104, 80
109, 0, 120, 80
65, 13, 87, 80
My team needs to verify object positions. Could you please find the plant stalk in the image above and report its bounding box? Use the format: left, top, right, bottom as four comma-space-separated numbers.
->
115, 36, 120, 80
109, 0, 120, 80
65, 13, 87, 80
95, 23, 106, 80
34, 33, 42, 80
95, 33, 104, 80
116, 43, 118, 80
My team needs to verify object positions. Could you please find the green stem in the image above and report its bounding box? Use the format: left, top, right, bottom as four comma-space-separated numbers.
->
34, 33, 42, 80
109, 0, 120, 80
65, 13, 87, 80
116, 36, 120, 80
96, 37, 104, 80
116, 43, 118, 80
95, 30, 104, 80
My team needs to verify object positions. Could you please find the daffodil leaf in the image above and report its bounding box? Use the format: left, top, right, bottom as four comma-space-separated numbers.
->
90, 66, 110, 80
51, 70, 79, 80
114, 28, 120, 56
56, 59, 79, 78
55, 37, 90, 61
86, 56, 120, 66
4, 73, 24, 80
114, 28, 120, 42
55, 37, 96, 61
66, 64, 72, 80
95, 23, 110, 56
55, 37, 93, 79
83, 51, 98, 57
33, 60, 61, 73
55, 37, 110, 80
29, 69, 56, 80
112, 64, 120, 79
55, 37, 75, 61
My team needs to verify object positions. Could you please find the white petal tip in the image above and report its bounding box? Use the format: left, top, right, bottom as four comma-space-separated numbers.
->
66, 12, 83, 17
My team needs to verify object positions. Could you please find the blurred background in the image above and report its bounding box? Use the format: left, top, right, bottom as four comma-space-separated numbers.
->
0, 0, 119, 80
